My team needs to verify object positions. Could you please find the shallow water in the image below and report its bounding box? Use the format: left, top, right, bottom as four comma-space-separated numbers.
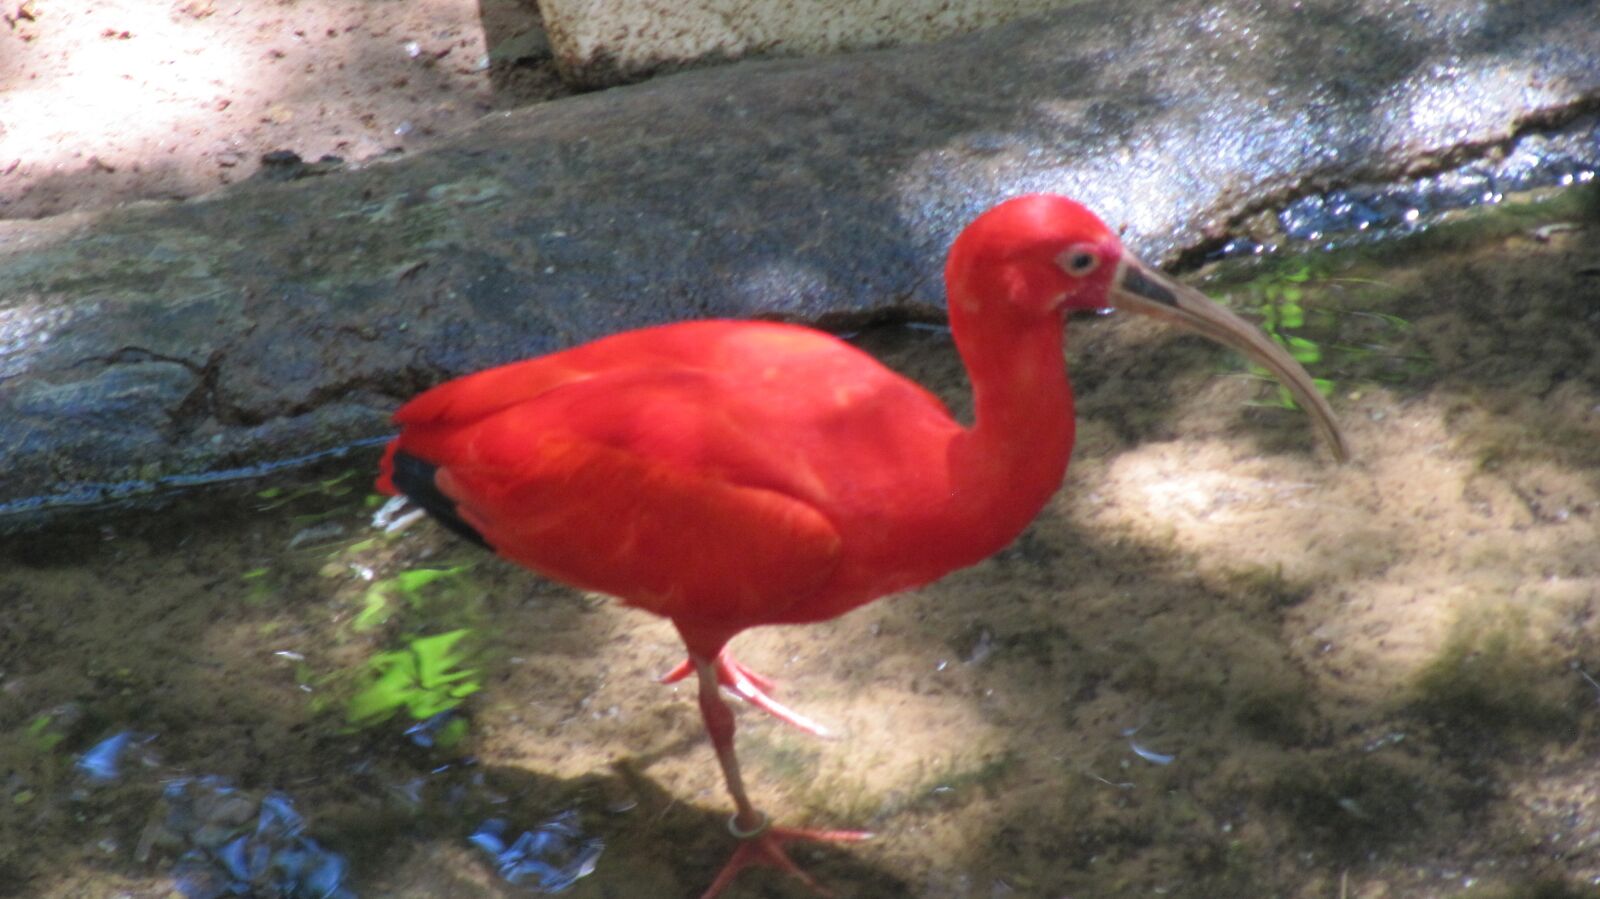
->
4, 186, 1600, 898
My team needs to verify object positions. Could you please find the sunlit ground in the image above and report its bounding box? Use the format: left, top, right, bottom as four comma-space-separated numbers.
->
0, 0, 554, 219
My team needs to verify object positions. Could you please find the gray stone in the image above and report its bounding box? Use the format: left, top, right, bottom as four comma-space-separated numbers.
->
2, 0, 1598, 529
537, 0, 1072, 87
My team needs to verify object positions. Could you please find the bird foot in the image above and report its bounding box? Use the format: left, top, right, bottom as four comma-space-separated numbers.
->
698, 812, 873, 899
660, 651, 830, 737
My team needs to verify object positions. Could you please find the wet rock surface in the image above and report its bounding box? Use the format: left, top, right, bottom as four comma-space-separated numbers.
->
1213, 114, 1600, 259
2, 0, 1599, 529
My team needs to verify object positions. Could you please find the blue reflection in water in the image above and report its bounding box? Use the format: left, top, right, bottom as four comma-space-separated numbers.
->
468, 811, 604, 893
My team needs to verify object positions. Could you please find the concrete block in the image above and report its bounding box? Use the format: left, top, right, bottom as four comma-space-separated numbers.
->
536, 0, 1073, 86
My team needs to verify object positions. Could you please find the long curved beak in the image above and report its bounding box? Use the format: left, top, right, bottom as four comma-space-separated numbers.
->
1109, 256, 1350, 463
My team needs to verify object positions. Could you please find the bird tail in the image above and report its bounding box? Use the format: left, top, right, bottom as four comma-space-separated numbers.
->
377, 443, 490, 549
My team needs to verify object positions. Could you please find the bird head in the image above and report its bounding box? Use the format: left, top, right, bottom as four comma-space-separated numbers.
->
945, 194, 1122, 319
947, 194, 1348, 462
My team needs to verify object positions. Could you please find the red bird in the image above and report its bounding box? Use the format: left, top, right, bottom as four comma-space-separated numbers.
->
377, 195, 1346, 896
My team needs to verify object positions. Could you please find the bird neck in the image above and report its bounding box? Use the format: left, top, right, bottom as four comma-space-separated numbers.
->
946, 299, 1076, 561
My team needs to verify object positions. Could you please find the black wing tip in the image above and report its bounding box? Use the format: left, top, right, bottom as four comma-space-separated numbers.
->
390, 451, 491, 550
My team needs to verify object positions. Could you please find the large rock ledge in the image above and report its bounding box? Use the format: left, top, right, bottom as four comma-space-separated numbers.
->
2, 0, 1598, 530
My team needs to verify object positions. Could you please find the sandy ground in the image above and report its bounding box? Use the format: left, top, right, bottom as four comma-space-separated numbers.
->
4, 2, 1600, 898
0, 0, 567, 220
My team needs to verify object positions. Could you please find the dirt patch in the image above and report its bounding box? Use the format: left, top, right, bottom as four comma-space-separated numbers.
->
0, 0, 567, 220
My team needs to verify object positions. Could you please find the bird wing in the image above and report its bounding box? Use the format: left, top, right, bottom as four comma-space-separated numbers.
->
387, 361, 847, 628
391, 320, 852, 435
384, 318, 958, 502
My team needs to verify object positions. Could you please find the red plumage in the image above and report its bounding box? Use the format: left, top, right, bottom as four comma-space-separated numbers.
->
376, 195, 1342, 897
379, 319, 998, 642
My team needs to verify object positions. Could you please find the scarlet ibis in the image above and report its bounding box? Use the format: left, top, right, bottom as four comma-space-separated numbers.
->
376, 194, 1346, 897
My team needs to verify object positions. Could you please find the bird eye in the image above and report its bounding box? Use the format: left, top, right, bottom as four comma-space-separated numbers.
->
1057, 244, 1100, 276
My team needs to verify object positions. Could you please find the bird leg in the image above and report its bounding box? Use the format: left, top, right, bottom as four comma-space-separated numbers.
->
662, 648, 830, 737
690, 654, 871, 899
